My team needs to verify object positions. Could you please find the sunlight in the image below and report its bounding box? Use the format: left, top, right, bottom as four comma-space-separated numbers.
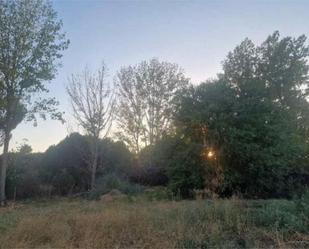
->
207, 150, 215, 159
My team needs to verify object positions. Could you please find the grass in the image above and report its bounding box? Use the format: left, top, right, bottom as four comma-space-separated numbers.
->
0, 195, 308, 249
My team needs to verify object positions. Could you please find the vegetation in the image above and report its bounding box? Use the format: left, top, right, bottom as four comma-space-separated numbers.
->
0, 195, 308, 248
115, 58, 189, 153
0, 0, 69, 205
2, 32, 309, 201
67, 64, 114, 190
0, 0, 308, 247
171, 32, 309, 198
5, 133, 134, 199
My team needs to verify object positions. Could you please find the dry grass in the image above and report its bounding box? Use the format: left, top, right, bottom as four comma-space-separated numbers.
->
0, 197, 308, 249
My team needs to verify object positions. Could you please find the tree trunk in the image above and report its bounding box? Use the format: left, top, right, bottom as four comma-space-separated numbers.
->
90, 159, 97, 190
90, 137, 99, 190
0, 131, 10, 206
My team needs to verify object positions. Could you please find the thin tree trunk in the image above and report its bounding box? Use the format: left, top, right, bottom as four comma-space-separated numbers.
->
90, 159, 97, 190
13, 186, 16, 206
0, 131, 10, 206
90, 137, 99, 190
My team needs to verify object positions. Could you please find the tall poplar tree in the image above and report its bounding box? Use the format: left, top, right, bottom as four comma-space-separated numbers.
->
0, 0, 69, 205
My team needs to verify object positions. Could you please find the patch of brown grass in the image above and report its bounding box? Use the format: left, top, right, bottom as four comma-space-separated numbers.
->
0, 200, 178, 249
0, 198, 307, 248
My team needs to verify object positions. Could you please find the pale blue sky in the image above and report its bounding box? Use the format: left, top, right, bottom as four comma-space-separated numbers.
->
11, 0, 309, 152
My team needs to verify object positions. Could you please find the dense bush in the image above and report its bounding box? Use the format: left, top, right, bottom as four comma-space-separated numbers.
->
129, 165, 168, 186
6, 153, 44, 199
97, 139, 133, 178
249, 191, 309, 235
5, 133, 135, 199
130, 136, 206, 198
134, 136, 205, 198
131, 138, 176, 186
40, 133, 91, 195
88, 173, 144, 200
39, 133, 134, 196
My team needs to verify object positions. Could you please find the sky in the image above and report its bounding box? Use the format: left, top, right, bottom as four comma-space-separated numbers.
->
10, 0, 309, 152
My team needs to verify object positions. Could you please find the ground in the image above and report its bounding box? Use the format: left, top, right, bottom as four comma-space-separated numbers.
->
0, 194, 308, 248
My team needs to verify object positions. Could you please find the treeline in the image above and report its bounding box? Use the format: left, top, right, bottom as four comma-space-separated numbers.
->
5, 134, 133, 199
5, 31, 309, 200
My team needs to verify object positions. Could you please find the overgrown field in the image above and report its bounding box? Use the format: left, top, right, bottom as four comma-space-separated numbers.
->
0, 195, 308, 249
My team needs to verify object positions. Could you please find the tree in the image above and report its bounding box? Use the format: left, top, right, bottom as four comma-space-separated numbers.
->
66, 64, 114, 190
166, 139, 205, 198
0, 0, 69, 205
6, 151, 43, 200
220, 31, 309, 197
115, 58, 189, 153
41, 133, 92, 195
16, 141, 32, 154
174, 32, 309, 198
175, 80, 235, 196
223, 31, 309, 130
40, 133, 133, 196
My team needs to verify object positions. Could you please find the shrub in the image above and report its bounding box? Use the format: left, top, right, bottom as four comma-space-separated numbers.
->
134, 136, 205, 198
88, 174, 144, 200
167, 141, 205, 198
6, 153, 43, 199
129, 165, 168, 186
143, 187, 174, 201
249, 198, 309, 235
41, 133, 134, 196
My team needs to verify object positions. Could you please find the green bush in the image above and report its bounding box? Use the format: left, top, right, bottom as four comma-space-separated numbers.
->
249, 198, 309, 234
88, 174, 144, 200
143, 187, 174, 201
167, 141, 205, 198
6, 153, 44, 199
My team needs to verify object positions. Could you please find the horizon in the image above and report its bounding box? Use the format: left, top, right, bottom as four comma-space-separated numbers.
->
9, 0, 309, 152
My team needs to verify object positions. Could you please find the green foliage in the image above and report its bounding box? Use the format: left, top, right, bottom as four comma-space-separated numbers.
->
6, 153, 43, 199
41, 133, 90, 195
3, 31, 309, 202
0, 0, 69, 128
142, 187, 173, 201
135, 136, 205, 198
17, 144, 32, 154
41, 133, 134, 195
175, 197, 309, 248
295, 189, 309, 221
130, 135, 205, 198
0, 0, 69, 204
173, 31, 309, 198
133, 138, 175, 186
166, 139, 205, 198
98, 139, 133, 177
115, 58, 189, 153
4, 133, 135, 199
249, 198, 309, 235
88, 173, 144, 200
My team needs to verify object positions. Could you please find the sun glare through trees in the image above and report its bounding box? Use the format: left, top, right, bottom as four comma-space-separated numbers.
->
0, 0, 308, 248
